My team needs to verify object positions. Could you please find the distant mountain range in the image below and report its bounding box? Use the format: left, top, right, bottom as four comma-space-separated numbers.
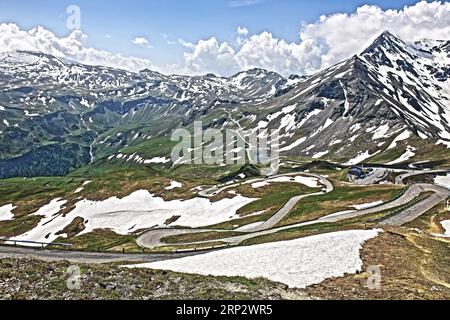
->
0, 31, 449, 178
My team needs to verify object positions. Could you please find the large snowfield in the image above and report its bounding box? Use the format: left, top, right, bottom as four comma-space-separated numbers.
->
8, 190, 257, 245
128, 229, 382, 289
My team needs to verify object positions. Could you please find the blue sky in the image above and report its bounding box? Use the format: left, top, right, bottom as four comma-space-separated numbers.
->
0, 0, 424, 69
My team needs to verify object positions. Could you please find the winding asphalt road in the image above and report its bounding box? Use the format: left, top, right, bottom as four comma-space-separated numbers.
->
1, 167, 449, 262
136, 182, 450, 248
137, 173, 333, 248
394, 169, 450, 185
137, 169, 450, 248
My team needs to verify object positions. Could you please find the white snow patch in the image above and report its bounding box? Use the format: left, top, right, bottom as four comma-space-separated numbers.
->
386, 146, 416, 165
330, 139, 343, 146
349, 134, 359, 142
143, 157, 171, 164
345, 150, 380, 165
165, 181, 182, 190
74, 187, 83, 194
129, 229, 381, 289
312, 151, 329, 159
436, 139, 450, 148
353, 201, 384, 210
279, 137, 306, 152
441, 220, 450, 237
350, 123, 361, 133
9, 191, 257, 245
298, 109, 322, 128
434, 174, 450, 190
24, 110, 39, 117
251, 181, 269, 188
387, 130, 411, 150
251, 175, 319, 189
372, 124, 390, 140
8, 199, 67, 246
0, 204, 16, 221
281, 104, 296, 114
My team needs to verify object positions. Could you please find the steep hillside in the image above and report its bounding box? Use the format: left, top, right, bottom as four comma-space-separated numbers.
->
0, 31, 449, 178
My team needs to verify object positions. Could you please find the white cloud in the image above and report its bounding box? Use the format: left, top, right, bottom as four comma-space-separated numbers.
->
0, 23, 154, 72
183, 37, 239, 76
237, 26, 249, 36
162, 33, 177, 45
236, 31, 326, 75
297, 0, 450, 69
2, 1, 450, 77
178, 38, 196, 49
228, 0, 270, 8
132, 36, 152, 48
181, 1, 450, 76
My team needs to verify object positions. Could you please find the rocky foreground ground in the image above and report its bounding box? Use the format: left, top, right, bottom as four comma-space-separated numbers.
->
0, 225, 449, 300
0, 258, 309, 300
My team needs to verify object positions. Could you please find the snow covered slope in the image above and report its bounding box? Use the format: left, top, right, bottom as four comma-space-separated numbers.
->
0, 31, 449, 178
228, 31, 450, 164
128, 229, 381, 289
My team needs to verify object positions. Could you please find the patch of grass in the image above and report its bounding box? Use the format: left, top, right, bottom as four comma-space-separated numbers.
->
163, 215, 181, 226
0, 215, 41, 238
148, 241, 230, 253
207, 211, 274, 231
161, 231, 243, 244
369, 145, 408, 164
235, 182, 320, 217
278, 182, 405, 227
169, 164, 239, 182
0, 176, 81, 217
71, 167, 207, 202
205, 181, 320, 230
54, 229, 140, 253
55, 217, 86, 238
405, 201, 450, 235
240, 222, 349, 246
119, 137, 177, 160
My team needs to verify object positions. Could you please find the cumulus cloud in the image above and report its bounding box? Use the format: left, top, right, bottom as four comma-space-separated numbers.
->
132, 36, 152, 48
298, 0, 450, 69
237, 26, 249, 36
183, 37, 239, 76
182, 1, 450, 76
0, 23, 154, 72
2, 1, 450, 77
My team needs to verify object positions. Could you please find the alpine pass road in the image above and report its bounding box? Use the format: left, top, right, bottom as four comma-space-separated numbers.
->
1, 167, 449, 262
137, 169, 450, 249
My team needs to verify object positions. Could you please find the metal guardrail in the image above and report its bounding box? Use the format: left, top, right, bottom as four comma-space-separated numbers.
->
0, 238, 72, 248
